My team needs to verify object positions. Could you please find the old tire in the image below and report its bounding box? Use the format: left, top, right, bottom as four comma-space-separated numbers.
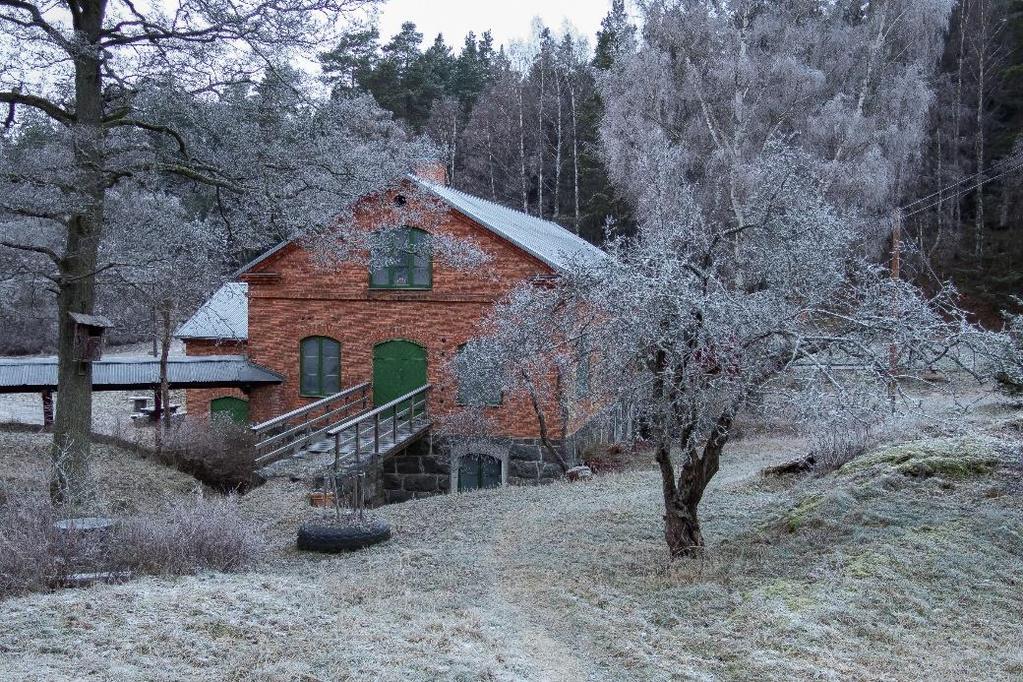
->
296, 519, 391, 553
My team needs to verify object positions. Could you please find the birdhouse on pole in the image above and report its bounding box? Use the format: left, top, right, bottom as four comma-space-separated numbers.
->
69, 313, 113, 363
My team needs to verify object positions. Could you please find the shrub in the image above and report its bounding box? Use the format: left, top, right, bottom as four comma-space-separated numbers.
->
0, 489, 110, 598
111, 494, 264, 575
160, 418, 258, 492
0, 489, 264, 598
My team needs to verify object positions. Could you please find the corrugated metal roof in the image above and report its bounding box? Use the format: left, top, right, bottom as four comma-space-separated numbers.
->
175, 283, 249, 340
411, 177, 607, 272
0, 355, 282, 393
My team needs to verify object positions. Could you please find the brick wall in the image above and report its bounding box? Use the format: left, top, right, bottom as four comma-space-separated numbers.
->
182, 339, 249, 419
240, 179, 571, 438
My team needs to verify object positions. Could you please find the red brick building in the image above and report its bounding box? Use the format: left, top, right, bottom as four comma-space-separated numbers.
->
177, 170, 607, 500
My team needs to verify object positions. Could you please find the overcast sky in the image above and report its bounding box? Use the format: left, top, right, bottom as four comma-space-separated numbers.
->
374, 0, 613, 51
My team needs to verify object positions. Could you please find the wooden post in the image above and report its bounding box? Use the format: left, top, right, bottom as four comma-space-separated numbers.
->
41, 391, 54, 428
889, 210, 903, 411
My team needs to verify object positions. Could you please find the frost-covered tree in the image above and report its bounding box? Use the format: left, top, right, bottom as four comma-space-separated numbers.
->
459, 0, 976, 556
0, 0, 427, 505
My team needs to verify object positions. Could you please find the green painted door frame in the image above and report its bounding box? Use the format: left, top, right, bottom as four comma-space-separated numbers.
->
210, 396, 249, 424
372, 340, 428, 407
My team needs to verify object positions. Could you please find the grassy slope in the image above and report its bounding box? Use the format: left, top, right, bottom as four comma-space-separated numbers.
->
0, 431, 203, 514
0, 433, 1021, 681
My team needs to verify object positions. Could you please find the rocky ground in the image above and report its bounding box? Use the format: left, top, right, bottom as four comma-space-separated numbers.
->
0, 390, 1021, 680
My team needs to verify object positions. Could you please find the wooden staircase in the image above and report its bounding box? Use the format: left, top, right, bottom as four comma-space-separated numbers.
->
252, 384, 432, 481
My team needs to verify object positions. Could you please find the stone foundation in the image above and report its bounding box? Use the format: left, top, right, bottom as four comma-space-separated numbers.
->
379, 433, 587, 504
380, 439, 451, 504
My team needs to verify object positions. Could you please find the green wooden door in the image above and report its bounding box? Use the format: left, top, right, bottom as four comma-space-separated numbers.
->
210, 397, 249, 424
372, 340, 427, 407
458, 454, 502, 492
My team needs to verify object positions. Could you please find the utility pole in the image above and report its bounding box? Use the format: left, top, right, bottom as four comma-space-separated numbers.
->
889, 209, 903, 411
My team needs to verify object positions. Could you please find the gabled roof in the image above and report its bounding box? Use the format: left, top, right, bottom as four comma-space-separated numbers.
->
175, 283, 249, 341
410, 177, 606, 272
234, 176, 607, 278
0, 355, 282, 393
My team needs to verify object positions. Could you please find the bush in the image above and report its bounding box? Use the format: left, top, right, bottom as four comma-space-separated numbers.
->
0, 489, 263, 599
0, 489, 110, 598
111, 494, 264, 575
160, 418, 258, 492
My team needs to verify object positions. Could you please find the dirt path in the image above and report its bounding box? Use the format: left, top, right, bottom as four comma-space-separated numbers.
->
477, 433, 801, 680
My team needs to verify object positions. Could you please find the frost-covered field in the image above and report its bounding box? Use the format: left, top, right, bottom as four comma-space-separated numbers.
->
1, 415, 1022, 681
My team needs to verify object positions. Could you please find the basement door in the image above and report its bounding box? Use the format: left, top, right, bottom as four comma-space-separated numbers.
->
458, 453, 502, 492
372, 340, 427, 407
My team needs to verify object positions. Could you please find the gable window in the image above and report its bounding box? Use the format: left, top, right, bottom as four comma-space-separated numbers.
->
370, 227, 432, 289
300, 336, 341, 397
456, 344, 503, 407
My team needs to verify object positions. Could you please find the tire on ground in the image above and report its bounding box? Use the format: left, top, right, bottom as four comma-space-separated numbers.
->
296, 519, 392, 553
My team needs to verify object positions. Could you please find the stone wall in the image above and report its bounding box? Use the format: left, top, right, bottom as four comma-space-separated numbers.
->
379, 433, 586, 504
379, 439, 450, 504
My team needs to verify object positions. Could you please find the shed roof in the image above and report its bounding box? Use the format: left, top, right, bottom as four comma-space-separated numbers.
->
0, 355, 282, 393
410, 177, 607, 272
175, 283, 249, 341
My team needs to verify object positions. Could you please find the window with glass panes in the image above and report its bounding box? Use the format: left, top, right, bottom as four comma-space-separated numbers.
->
369, 227, 432, 289
300, 336, 341, 397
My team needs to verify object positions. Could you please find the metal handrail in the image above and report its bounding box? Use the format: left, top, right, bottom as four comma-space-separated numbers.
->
252, 383, 372, 464
251, 382, 370, 433
326, 384, 432, 438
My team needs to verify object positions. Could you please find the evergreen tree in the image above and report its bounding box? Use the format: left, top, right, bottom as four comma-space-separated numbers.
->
319, 27, 381, 98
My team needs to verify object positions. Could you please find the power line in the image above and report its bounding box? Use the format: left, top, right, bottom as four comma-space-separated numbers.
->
901, 155, 1023, 220
900, 151, 1023, 213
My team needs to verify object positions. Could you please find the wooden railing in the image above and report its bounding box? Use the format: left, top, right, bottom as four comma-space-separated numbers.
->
251, 383, 371, 464
327, 384, 432, 463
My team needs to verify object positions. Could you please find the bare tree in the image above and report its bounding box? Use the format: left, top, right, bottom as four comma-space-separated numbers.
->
459, 0, 976, 557
0, 0, 424, 505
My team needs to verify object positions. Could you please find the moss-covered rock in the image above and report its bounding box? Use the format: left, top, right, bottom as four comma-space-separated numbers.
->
839, 438, 1000, 480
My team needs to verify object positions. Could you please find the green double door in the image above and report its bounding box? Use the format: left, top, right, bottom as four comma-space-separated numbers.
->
372, 340, 427, 407
210, 396, 249, 424
458, 454, 502, 492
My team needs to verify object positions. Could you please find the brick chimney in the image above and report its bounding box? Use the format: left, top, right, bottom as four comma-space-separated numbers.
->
415, 161, 448, 186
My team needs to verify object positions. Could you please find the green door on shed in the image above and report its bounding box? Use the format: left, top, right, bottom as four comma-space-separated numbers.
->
210, 397, 249, 424
372, 340, 427, 407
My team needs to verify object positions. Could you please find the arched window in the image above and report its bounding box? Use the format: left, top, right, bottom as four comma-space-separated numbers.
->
370, 227, 432, 289
300, 336, 341, 397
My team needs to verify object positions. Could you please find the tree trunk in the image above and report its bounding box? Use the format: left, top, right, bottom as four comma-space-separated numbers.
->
974, 23, 986, 260
554, 71, 563, 218
537, 58, 546, 218
570, 84, 580, 234
159, 302, 173, 428
449, 112, 458, 184
518, 85, 528, 213
654, 412, 732, 557
50, 0, 106, 506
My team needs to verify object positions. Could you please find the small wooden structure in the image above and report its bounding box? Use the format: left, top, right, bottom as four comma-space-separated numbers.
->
69, 313, 113, 363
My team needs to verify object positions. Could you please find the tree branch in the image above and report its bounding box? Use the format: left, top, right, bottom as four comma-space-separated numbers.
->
0, 90, 74, 125
104, 118, 189, 157
0, 238, 61, 264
